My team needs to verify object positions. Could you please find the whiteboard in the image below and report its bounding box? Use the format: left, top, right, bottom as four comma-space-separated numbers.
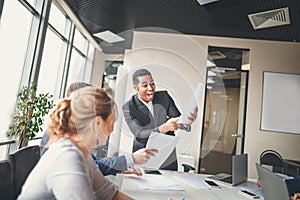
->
261, 72, 300, 134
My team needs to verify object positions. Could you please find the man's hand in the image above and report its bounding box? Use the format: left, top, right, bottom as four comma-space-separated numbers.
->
292, 193, 300, 200
132, 148, 158, 164
122, 167, 143, 177
186, 106, 198, 125
159, 117, 180, 134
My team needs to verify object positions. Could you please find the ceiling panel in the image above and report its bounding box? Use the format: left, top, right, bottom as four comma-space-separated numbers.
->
65, 0, 300, 54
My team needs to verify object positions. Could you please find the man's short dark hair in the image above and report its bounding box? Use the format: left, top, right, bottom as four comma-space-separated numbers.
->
132, 68, 152, 85
66, 82, 92, 97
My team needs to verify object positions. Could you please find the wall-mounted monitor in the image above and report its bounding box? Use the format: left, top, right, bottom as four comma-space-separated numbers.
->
261, 72, 300, 134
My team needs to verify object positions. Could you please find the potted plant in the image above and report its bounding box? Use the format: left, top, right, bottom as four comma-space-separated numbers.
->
6, 82, 54, 148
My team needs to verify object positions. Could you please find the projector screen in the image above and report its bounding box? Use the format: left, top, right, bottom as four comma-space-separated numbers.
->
261, 72, 300, 134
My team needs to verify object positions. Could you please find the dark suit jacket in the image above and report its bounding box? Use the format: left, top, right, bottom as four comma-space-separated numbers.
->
122, 91, 181, 170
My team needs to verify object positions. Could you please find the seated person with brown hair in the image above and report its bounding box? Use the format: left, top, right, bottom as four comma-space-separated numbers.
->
19, 87, 134, 199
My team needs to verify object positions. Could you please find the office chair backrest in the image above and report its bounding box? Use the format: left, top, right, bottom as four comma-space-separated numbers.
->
0, 160, 13, 200
260, 149, 284, 174
9, 145, 40, 199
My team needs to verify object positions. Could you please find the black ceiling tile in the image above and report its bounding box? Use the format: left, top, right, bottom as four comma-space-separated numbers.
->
65, 0, 300, 54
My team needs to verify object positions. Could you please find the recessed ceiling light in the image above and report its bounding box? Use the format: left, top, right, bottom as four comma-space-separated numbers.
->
197, 0, 219, 6
207, 78, 215, 84
208, 71, 217, 76
93, 30, 125, 43
206, 60, 216, 67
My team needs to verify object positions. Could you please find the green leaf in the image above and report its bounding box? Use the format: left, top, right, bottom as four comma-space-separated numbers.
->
6, 82, 54, 141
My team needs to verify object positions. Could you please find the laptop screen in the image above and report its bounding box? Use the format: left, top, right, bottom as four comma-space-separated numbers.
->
232, 154, 248, 186
208, 154, 248, 186
232, 154, 248, 185
256, 163, 290, 200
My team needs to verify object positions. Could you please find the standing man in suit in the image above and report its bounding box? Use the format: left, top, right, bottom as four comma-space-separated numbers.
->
122, 68, 198, 171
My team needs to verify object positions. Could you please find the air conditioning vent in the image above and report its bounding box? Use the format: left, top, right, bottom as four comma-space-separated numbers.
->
248, 7, 290, 29
197, 0, 219, 6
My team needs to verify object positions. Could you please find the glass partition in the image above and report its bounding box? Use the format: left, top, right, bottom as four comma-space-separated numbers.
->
199, 46, 250, 174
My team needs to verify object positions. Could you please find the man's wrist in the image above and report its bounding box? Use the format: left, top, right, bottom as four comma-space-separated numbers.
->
159, 123, 166, 133
125, 154, 134, 168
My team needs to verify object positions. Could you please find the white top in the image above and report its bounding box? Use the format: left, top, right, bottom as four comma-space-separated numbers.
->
18, 138, 117, 200
138, 96, 154, 116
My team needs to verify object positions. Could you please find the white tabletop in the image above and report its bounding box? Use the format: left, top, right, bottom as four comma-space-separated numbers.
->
107, 170, 262, 200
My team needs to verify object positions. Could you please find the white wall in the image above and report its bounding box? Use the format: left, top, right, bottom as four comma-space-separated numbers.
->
112, 31, 300, 178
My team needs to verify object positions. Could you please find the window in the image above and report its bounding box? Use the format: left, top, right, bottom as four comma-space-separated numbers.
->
66, 28, 90, 90
25, 0, 37, 8
0, 0, 33, 140
36, 3, 70, 140
48, 3, 68, 38
0, 0, 96, 159
66, 48, 86, 89
0, 0, 38, 159
38, 3, 68, 98
74, 29, 87, 53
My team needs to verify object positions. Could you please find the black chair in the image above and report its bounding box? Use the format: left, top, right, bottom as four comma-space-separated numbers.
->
9, 145, 40, 199
260, 149, 284, 174
0, 160, 13, 200
283, 159, 300, 177
182, 164, 195, 173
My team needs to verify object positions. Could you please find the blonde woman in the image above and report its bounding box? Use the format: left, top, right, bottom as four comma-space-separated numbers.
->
18, 87, 132, 200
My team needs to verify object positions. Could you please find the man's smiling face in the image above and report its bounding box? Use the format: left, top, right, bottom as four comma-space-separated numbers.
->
134, 75, 156, 103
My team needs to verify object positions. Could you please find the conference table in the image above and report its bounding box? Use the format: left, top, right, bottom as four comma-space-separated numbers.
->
107, 170, 262, 200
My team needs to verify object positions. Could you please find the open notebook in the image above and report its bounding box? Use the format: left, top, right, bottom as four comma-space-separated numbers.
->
207, 154, 248, 186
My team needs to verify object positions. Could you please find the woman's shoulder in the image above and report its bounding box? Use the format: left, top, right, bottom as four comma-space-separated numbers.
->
47, 138, 84, 161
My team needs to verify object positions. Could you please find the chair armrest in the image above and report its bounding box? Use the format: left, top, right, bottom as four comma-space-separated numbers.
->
283, 159, 300, 177
284, 160, 300, 168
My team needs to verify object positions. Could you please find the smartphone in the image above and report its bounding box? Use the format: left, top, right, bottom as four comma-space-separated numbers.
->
239, 190, 260, 199
204, 180, 220, 188
144, 170, 162, 175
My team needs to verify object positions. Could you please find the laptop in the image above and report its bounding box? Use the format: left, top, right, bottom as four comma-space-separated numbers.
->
256, 163, 290, 200
207, 154, 248, 186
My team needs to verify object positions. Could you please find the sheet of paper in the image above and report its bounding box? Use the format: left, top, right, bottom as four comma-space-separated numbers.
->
137, 132, 179, 170
178, 82, 203, 124
240, 186, 263, 198
130, 175, 185, 191
175, 175, 210, 189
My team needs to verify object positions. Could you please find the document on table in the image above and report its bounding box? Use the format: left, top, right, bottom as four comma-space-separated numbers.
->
137, 132, 179, 170
130, 175, 185, 191
178, 82, 203, 124
240, 186, 263, 198
175, 174, 210, 189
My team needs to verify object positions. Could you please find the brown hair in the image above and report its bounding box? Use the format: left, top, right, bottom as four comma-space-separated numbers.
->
47, 87, 116, 141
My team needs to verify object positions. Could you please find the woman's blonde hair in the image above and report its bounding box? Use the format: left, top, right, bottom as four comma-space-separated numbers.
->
47, 86, 116, 139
